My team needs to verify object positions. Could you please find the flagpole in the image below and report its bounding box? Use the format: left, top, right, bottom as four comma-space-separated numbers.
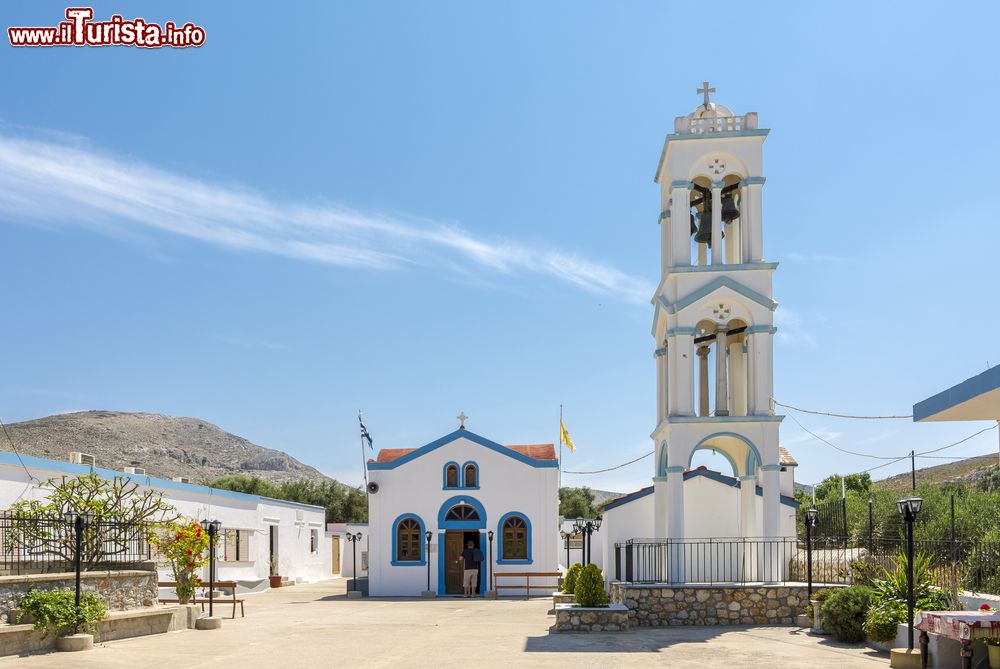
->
559, 405, 563, 492
359, 410, 369, 490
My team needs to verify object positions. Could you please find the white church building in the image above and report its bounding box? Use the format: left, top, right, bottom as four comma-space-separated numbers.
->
365, 424, 558, 596
601, 86, 798, 583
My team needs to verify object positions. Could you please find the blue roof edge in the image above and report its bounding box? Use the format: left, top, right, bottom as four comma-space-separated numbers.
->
0, 451, 325, 513
913, 364, 1000, 422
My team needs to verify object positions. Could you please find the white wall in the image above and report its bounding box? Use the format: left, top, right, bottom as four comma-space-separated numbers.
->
0, 457, 330, 587
367, 434, 558, 597
600, 473, 797, 581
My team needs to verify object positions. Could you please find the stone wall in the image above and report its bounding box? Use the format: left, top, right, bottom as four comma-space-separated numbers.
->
610, 583, 809, 626
554, 604, 630, 632
0, 570, 157, 623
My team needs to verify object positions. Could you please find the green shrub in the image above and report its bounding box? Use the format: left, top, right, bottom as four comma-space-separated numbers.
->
821, 586, 874, 643
17, 589, 107, 638
862, 552, 951, 643
863, 599, 906, 642
562, 563, 583, 594
573, 564, 609, 608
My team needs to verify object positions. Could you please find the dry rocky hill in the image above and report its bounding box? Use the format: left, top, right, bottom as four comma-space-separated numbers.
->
2, 411, 331, 485
878, 452, 999, 489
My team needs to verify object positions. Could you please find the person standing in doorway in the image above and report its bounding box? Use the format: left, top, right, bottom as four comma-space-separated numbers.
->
458, 540, 483, 597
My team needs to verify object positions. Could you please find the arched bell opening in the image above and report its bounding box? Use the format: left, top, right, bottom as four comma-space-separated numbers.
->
693, 316, 750, 418
688, 175, 743, 266
688, 433, 761, 480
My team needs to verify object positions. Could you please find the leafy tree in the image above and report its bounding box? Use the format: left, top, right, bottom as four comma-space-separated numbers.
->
813, 473, 872, 502
559, 487, 597, 519
5, 473, 177, 567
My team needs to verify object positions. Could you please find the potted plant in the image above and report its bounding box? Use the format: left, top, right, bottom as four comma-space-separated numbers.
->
17, 588, 106, 652
269, 556, 282, 588
978, 605, 1000, 669
152, 519, 210, 604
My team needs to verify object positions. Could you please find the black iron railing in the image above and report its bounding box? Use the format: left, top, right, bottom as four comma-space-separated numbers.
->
0, 514, 152, 576
615, 537, 799, 585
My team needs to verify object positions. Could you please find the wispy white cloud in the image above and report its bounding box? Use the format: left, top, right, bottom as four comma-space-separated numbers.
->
0, 130, 653, 304
774, 307, 816, 347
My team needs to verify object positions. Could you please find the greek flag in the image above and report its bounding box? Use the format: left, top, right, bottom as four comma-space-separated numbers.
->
359, 414, 373, 450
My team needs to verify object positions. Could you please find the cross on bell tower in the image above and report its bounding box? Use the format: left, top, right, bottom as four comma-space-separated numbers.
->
456, 412, 468, 429
697, 80, 716, 107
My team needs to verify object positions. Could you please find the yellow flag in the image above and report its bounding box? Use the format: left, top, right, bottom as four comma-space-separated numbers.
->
560, 419, 576, 452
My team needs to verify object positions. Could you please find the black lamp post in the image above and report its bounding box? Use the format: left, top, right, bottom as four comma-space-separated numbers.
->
572, 517, 601, 566
487, 530, 494, 593
200, 519, 222, 617
559, 530, 570, 567
345, 532, 362, 593
804, 508, 819, 600
425, 531, 433, 592
64, 510, 92, 628
896, 496, 922, 652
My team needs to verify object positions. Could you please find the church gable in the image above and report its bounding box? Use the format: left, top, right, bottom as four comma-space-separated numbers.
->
367, 429, 557, 471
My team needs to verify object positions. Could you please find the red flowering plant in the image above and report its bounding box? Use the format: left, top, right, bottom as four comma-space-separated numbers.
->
152, 519, 211, 604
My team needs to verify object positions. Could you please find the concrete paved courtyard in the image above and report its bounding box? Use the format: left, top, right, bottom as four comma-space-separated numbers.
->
1, 578, 890, 668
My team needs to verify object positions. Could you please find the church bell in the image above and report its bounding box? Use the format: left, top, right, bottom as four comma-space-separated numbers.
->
721, 193, 740, 223
693, 209, 713, 245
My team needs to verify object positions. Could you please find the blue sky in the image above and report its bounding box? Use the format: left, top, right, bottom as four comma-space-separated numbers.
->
2, 1, 999, 495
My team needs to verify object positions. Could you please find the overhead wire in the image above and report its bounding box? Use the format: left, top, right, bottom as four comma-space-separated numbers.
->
771, 399, 911, 420
0, 415, 39, 484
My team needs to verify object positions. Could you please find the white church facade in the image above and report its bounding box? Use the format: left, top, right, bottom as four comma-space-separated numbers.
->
601, 86, 797, 583
365, 425, 558, 597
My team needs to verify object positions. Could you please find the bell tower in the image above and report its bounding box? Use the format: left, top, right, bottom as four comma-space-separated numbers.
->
650, 84, 784, 550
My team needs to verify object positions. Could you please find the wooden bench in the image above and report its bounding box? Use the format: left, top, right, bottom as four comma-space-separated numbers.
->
494, 571, 562, 600
158, 581, 245, 619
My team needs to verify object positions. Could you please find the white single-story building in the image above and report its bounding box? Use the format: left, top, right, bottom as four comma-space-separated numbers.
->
0, 451, 331, 587
365, 426, 559, 597
327, 522, 369, 579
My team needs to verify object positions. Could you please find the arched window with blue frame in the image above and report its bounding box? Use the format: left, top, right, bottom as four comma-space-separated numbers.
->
443, 462, 460, 489
462, 461, 479, 488
391, 514, 426, 566
497, 512, 532, 564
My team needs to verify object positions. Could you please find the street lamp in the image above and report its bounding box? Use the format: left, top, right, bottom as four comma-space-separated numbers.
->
63, 511, 93, 626
345, 532, 363, 594
804, 508, 819, 600
572, 517, 601, 567
487, 530, 495, 594
425, 531, 433, 592
896, 497, 922, 652
200, 519, 222, 618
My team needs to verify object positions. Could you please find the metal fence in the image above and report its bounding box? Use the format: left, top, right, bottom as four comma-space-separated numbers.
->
613, 536, 1000, 594
0, 514, 152, 576
615, 537, 799, 585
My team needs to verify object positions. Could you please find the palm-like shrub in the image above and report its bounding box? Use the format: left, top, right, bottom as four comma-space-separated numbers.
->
862, 552, 950, 642
574, 564, 609, 608
562, 563, 582, 594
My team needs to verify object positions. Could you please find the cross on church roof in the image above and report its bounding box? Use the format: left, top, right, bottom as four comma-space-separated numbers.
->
456, 411, 468, 429
697, 81, 716, 107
